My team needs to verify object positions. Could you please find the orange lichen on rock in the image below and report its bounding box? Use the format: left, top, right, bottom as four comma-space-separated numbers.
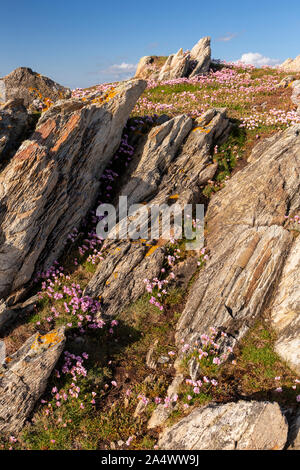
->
90, 88, 117, 106
146, 245, 159, 257
30, 329, 64, 353
192, 125, 210, 133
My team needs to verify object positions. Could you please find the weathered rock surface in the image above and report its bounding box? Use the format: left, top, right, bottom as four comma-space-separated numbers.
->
0, 99, 30, 163
176, 124, 300, 349
158, 49, 190, 81
119, 114, 193, 206
0, 67, 71, 109
135, 37, 211, 81
85, 109, 231, 315
158, 401, 288, 450
135, 56, 166, 80
0, 328, 65, 433
270, 236, 300, 374
189, 36, 211, 77
0, 79, 146, 304
280, 55, 300, 73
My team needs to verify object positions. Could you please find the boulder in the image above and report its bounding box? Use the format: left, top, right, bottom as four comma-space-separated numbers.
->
176, 125, 300, 350
0, 328, 65, 433
0, 79, 146, 304
0, 67, 71, 110
270, 236, 300, 374
280, 55, 300, 73
85, 109, 231, 315
158, 401, 288, 450
0, 99, 30, 163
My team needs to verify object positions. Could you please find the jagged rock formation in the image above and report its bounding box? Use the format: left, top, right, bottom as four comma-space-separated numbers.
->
85, 108, 231, 314
189, 36, 211, 77
158, 49, 191, 81
280, 55, 300, 73
0, 67, 71, 110
271, 237, 300, 373
0, 99, 30, 163
0, 328, 65, 433
135, 37, 211, 81
176, 124, 300, 352
158, 401, 288, 450
0, 79, 146, 305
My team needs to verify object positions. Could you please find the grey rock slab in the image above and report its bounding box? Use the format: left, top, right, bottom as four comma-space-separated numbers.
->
158, 401, 288, 450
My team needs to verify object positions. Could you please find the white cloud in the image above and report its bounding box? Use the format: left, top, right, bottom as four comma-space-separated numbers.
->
101, 62, 137, 80
239, 52, 279, 67
217, 33, 238, 42
109, 63, 137, 72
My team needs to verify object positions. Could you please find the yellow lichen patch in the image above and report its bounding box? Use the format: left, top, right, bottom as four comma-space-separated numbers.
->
30, 329, 63, 352
28, 87, 54, 111
146, 245, 159, 257
90, 88, 117, 106
192, 126, 210, 134
168, 194, 179, 200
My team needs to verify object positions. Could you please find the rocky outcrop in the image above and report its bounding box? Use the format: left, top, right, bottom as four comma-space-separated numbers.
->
0, 328, 65, 433
85, 108, 231, 315
189, 36, 211, 77
158, 49, 190, 81
0, 67, 71, 110
135, 56, 166, 80
135, 37, 211, 81
158, 401, 288, 450
176, 124, 300, 349
0, 79, 146, 304
270, 237, 300, 374
280, 55, 300, 73
0, 99, 30, 163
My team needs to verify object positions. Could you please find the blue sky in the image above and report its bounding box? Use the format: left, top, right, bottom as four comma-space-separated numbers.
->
1, 0, 300, 89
